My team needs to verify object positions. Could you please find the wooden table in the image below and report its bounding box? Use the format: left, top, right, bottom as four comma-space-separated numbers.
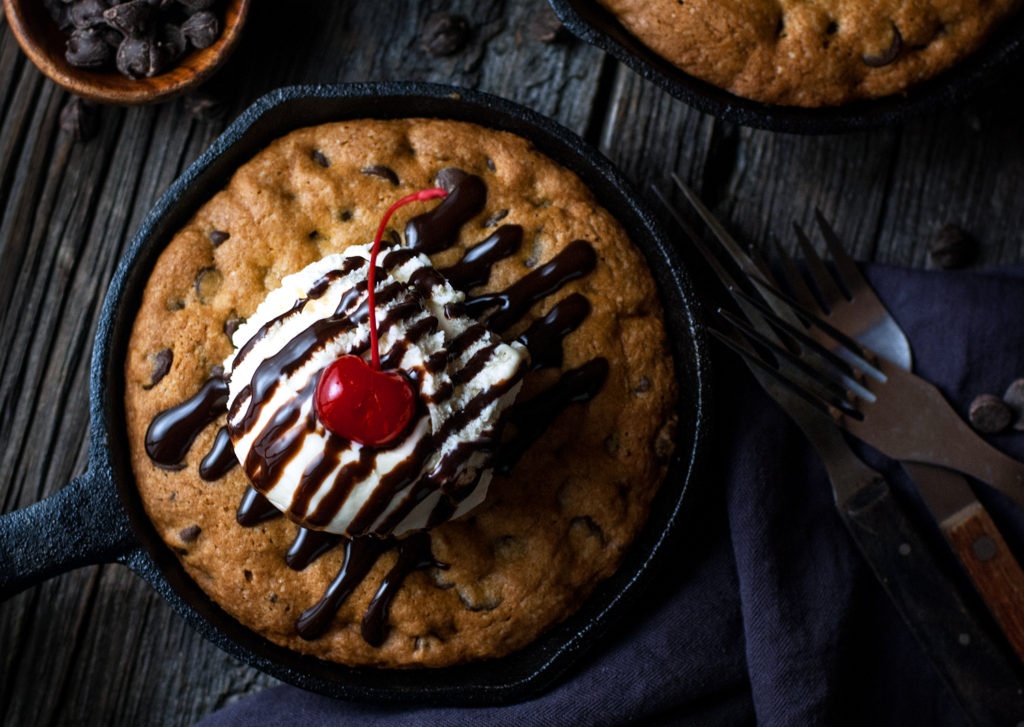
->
2, 1, 1022, 724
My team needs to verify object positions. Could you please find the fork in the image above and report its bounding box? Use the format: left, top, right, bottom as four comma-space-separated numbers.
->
674, 175, 1024, 659
654, 183, 1024, 723
719, 273, 1024, 509
760, 213, 1024, 661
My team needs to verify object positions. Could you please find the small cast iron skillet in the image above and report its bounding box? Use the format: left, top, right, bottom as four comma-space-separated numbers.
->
548, 0, 1024, 134
0, 83, 710, 705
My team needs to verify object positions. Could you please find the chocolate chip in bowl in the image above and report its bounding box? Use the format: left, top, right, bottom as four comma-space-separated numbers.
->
0, 83, 710, 704
3, 0, 250, 105
547, 0, 1024, 133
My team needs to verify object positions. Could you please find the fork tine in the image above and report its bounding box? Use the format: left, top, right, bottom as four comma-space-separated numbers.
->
651, 183, 745, 292
814, 210, 865, 295
716, 308, 861, 412
725, 288, 875, 385
707, 323, 852, 420
655, 179, 880, 381
671, 174, 762, 280
744, 282, 884, 378
794, 221, 848, 309
650, 184, 710, 253
747, 241, 780, 288
771, 233, 820, 312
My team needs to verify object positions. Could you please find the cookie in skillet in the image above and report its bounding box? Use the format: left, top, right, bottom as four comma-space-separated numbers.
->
124, 118, 679, 666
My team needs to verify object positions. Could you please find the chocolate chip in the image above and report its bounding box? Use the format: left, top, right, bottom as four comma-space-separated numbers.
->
116, 36, 156, 78
224, 313, 244, 339
157, 22, 187, 64
143, 348, 173, 389
1003, 379, 1024, 431
100, 26, 125, 48
491, 535, 525, 560
422, 12, 469, 56
361, 165, 399, 185
486, 158, 496, 172
430, 568, 456, 590
526, 7, 564, 43
209, 229, 230, 246
482, 209, 508, 228
59, 96, 99, 142
524, 232, 544, 268
570, 515, 606, 545
243, 569, 253, 582
339, 209, 353, 222
179, 524, 201, 542
66, 28, 112, 67
862, 24, 902, 67
969, 394, 1012, 433
929, 223, 978, 269
654, 418, 677, 461
268, 593, 278, 603
311, 149, 330, 167
70, 0, 108, 29
57, 0, 222, 78
633, 376, 651, 395
181, 10, 220, 49
194, 266, 223, 304
103, 1, 156, 37
456, 584, 501, 612
183, 91, 228, 122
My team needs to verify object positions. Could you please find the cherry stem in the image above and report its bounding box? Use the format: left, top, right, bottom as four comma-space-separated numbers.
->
367, 188, 448, 370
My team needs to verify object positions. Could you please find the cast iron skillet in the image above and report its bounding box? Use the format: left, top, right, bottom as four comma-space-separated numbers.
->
548, 0, 1024, 134
0, 82, 710, 705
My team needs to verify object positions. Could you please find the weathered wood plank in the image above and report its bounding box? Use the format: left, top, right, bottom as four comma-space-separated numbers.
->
874, 64, 1024, 268
0, 18, 27, 140
598, 59, 1024, 270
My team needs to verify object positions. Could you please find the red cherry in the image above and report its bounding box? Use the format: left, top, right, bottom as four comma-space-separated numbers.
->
315, 355, 416, 446
314, 188, 446, 447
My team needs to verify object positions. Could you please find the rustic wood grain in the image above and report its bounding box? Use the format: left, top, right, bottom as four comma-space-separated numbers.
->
1, 0, 1023, 725
943, 501, 1024, 662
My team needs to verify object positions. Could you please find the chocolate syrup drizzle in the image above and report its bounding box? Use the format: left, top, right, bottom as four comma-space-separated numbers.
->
199, 426, 236, 480
144, 168, 609, 646
145, 377, 228, 470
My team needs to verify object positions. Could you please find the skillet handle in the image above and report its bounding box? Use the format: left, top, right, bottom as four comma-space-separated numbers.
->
0, 467, 137, 600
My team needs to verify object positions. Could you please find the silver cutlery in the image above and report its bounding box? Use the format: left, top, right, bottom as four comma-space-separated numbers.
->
765, 211, 1024, 663
655, 180, 1024, 724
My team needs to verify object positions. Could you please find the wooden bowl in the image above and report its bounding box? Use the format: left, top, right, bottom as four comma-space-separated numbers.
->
2, 0, 250, 105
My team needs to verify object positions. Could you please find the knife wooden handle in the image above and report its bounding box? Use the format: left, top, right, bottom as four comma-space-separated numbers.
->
842, 477, 1024, 724
943, 501, 1024, 662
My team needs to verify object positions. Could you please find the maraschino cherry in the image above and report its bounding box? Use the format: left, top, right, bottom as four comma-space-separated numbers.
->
314, 188, 448, 446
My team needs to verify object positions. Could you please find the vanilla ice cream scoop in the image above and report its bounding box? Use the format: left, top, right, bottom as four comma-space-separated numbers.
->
223, 243, 528, 537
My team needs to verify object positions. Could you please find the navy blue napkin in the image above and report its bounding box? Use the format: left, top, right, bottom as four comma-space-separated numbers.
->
198, 265, 1024, 726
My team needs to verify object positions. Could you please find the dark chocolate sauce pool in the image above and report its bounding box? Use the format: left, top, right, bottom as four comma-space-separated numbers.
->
144, 168, 608, 647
